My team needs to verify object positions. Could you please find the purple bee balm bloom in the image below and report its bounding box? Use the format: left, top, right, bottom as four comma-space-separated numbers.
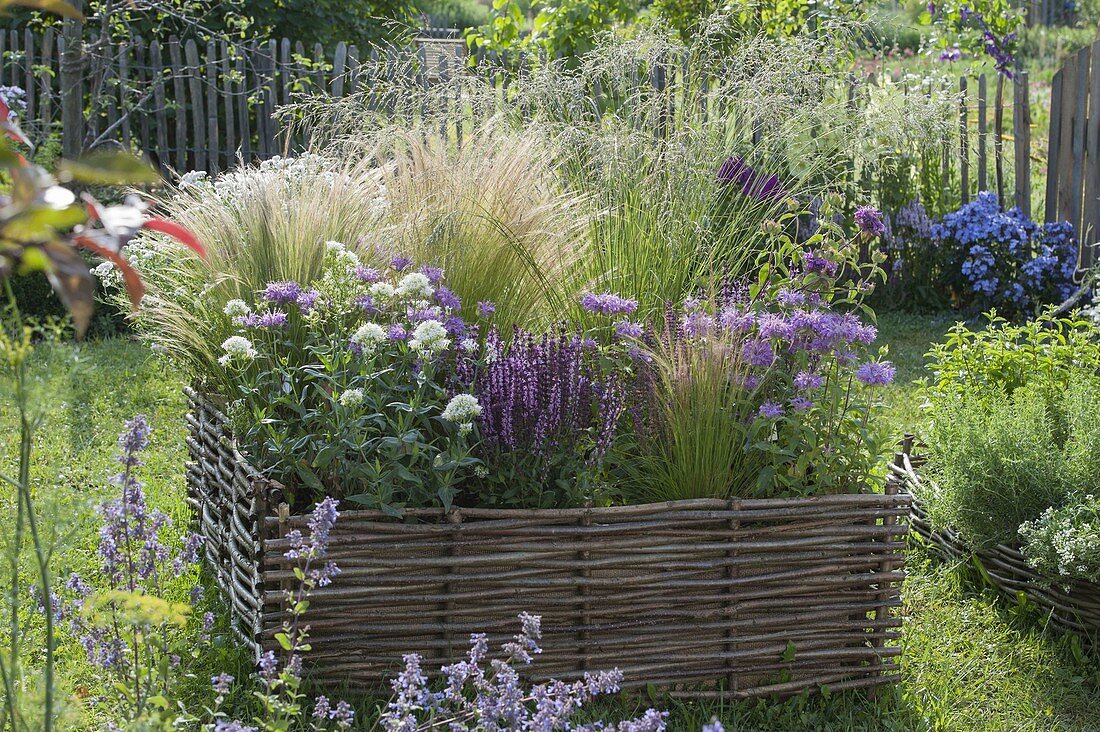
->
717, 155, 786, 201
390, 255, 413, 272
855, 360, 896, 386
354, 265, 382, 284
435, 286, 461, 311
742, 338, 775, 367
801, 250, 839, 277
247, 310, 288, 328
615, 320, 645, 338
794, 371, 825, 390
477, 301, 496, 318
296, 288, 320, 313
682, 311, 716, 337
939, 46, 962, 62
262, 280, 302, 304
579, 292, 639, 316
387, 324, 408, 341
790, 395, 813, 412
777, 288, 806, 307
420, 265, 445, 284
759, 401, 784, 418
854, 206, 887, 237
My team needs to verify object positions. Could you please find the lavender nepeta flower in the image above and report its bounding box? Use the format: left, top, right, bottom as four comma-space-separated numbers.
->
261, 280, 302, 304
854, 206, 887, 237
579, 291, 638, 317
855, 360, 896, 386
211, 672, 234, 695
478, 300, 496, 318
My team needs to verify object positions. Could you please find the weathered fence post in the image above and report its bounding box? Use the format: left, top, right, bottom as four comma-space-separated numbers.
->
59, 0, 84, 158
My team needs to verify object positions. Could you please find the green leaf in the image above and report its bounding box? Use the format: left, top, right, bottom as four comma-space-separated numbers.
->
781, 640, 797, 663
57, 151, 160, 186
274, 632, 293, 651
0, 0, 83, 18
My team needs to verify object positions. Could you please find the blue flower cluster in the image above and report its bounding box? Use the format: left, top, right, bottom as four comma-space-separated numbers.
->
932, 192, 1078, 315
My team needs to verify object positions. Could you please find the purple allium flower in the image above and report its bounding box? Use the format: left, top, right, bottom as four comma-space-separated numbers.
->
717, 155, 786, 201
801, 250, 839, 277
261, 280, 302, 304
794, 371, 825, 390
354, 265, 382, 284
579, 291, 638, 317
855, 360, 896, 386
854, 206, 887, 237
390, 254, 413, 272
211, 672, 234, 695
615, 320, 645, 338
477, 301, 496, 318
758, 402, 784, 419
435, 286, 461, 311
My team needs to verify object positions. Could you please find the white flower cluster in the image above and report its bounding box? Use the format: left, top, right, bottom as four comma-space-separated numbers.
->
351, 323, 387, 354
218, 336, 257, 367
442, 393, 482, 423
325, 240, 361, 271
409, 320, 450, 354
223, 299, 251, 318
396, 272, 433, 299
339, 388, 365, 408
1019, 494, 1100, 584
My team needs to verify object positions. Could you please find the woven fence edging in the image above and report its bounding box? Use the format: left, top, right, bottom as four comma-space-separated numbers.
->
890, 449, 1100, 637
185, 387, 911, 698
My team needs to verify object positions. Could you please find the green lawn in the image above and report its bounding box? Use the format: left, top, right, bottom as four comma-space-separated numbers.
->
2, 320, 1098, 731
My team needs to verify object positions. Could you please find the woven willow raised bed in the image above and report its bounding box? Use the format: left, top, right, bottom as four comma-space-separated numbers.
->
891, 449, 1100, 636
185, 388, 911, 698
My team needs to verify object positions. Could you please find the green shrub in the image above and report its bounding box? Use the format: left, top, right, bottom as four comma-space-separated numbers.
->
418, 0, 491, 28
925, 382, 1070, 548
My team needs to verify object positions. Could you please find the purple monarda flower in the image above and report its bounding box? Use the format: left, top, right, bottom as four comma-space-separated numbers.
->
939, 46, 962, 62
420, 265, 445, 284
794, 371, 825, 390
717, 155, 786, 201
758, 402, 784, 418
390, 254, 413, 272
240, 310, 288, 328
262, 280, 302, 304
477, 301, 496, 318
615, 320, 645, 338
854, 206, 887, 237
801, 250, 839, 277
790, 395, 813, 412
855, 360, 896, 386
387, 324, 408, 341
742, 338, 775, 367
296, 288, 320, 313
580, 291, 638, 317
435, 286, 461, 311
355, 265, 382, 283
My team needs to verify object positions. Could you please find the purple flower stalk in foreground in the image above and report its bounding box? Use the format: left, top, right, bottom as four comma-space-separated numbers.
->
854, 206, 887, 237
477, 300, 496, 318
855, 360, 896, 386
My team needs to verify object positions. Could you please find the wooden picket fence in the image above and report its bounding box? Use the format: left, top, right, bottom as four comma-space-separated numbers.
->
1046, 38, 1100, 268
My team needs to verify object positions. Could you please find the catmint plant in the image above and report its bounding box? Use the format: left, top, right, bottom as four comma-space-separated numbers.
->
379, 613, 667, 731
57, 416, 208, 723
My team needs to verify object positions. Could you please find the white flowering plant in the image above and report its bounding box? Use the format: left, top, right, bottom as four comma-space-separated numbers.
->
219, 243, 490, 513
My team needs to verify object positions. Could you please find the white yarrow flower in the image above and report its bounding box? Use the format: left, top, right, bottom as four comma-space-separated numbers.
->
442, 393, 482, 423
